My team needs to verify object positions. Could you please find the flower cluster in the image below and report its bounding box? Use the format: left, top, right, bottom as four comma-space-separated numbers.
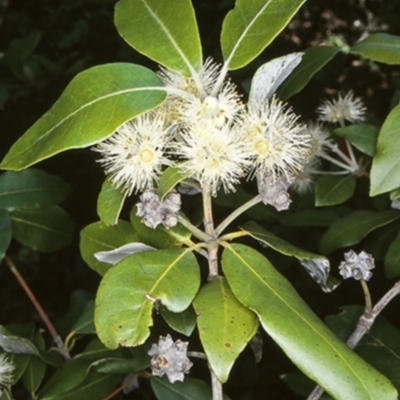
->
94, 59, 312, 204
148, 334, 192, 383
338, 250, 375, 281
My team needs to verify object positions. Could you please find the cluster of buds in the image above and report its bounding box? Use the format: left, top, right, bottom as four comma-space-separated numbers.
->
338, 250, 375, 281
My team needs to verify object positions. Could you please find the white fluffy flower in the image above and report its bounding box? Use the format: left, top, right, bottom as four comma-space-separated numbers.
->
0, 354, 14, 388
306, 121, 333, 159
317, 91, 366, 125
94, 113, 172, 195
243, 97, 311, 182
175, 122, 250, 195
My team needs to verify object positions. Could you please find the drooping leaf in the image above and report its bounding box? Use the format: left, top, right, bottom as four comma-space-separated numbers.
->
221, 243, 398, 400
315, 175, 356, 207
97, 178, 126, 226
249, 53, 303, 105
370, 104, 400, 195
130, 206, 192, 249
239, 221, 339, 292
193, 277, 259, 383
160, 305, 197, 337
351, 33, 400, 65
10, 205, 73, 252
384, 230, 400, 279
320, 210, 400, 254
114, 0, 202, 77
277, 46, 341, 100
334, 123, 379, 157
80, 220, 140, 275
326, 305, 400, 391
21, 331, 47, 395
158, 166, 191, 200
94, 242, 155, 266
221, 0, 306, 70
0, 169, 70, 209
0, 210, 12, 261
0, 63, 166, 170
95, 248, 200, 349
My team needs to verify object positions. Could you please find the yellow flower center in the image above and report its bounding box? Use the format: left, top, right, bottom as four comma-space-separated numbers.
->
140, 149, 155, 163
254, 139, 270, 155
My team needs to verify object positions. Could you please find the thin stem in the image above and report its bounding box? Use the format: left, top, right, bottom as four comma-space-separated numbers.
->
210, 366, 224, 400
4, 254, 70, 360
202, 186, 219, 280
215, 195, 263, 236
307, 280, 400, 400
360, 280, 372, 314
320, 153, 355, 172
177, 214, 208, 242
345, 139, 358, 166
211, 63, 228, 97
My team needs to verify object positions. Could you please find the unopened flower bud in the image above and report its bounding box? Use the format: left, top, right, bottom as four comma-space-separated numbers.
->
136, 189, 181, 229
256, 172, 295, 211
339, 250, 375, 281
148, 334, 192, 383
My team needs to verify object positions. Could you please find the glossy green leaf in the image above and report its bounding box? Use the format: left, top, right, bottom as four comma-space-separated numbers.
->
193, 277, 258, 383
239, 221, 324, 260
334, 123, 379, 157
97, 178, 126, 226
326, 305, 400, 390
384, 230, 400, 279
280, 208, 339, 227
21, 331, 47, 395
370, 104, 400, 195
0, 63, 166, 171
80, 220, 139, 275
10, 205, 73, 252
95, 248, 200, 349
277, 46, 341, 101
0, 210, 12, 261
0, 169, 70, 209
151, 377, 229, 400
320, 210, 400, 254
221, 0, 306, 70
160, 305, 197, 337
0, 326, 39, 355
114, 0, 202, 76
221, 243, 398, 400
70, 300, 96, 335
130, 206, 192, 249
74, 339, 123, 363
390, 187, 400, 200
315, 175, 356, 207
351, 33, 400, 65
158, 166, 191, 200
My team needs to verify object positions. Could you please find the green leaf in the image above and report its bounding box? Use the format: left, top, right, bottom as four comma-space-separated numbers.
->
2, 30, 41, 68
160, 305, 197, 337
10, 205, 73, 252
320, 210, 400, 254
70, 300, 96, 335
75, 339, 123, 363
326, 305, 400, 391
221, 0, 306, 70
193, 277, 258, 383
370, 104, 400, 195
151, 377, 230, 400
0, 326, 39, 355
351, 33, 400, 65
114, 0, 202, 76
384, 230, 400, 279
0, 169, 70, 209
315, 175, 356, 207
280, 208, 339, 227
334, 123, 379, 157
0, 210, 12, 261
221, 243, 398, 400
95, 248, 200, 349
97, 178, 126, 226
277, 46, 341, 101
21, 331, 47, 395
158, 166, 191, 200
130, 206, 192, 249
80, 220, 139, 275
0, 63, 166, 171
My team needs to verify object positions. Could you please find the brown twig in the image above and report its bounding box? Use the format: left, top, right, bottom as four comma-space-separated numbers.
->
101, 373, 139, 400
4, 254, 70, 360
